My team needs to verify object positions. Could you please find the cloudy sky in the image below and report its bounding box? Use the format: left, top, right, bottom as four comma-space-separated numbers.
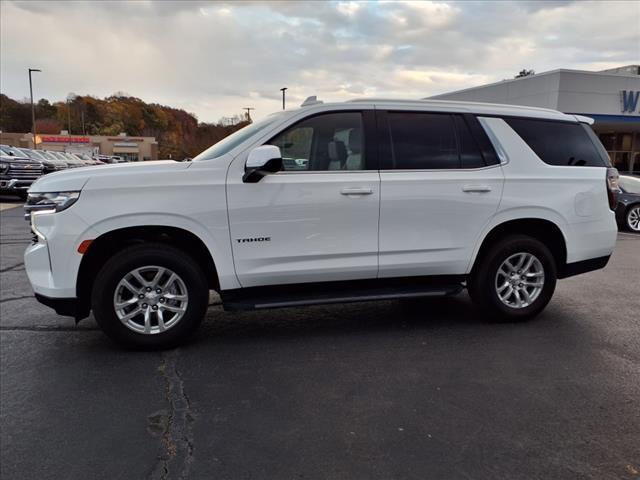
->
1, 0, 638, 122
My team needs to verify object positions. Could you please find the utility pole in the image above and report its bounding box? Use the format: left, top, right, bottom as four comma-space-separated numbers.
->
67, 99, 72, 134
280, 87, 287, 110
243, 107, 255, 123
28, 68, 41, 149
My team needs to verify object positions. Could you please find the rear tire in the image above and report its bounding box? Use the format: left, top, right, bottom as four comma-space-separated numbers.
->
468, 235, 557, 322
91, 243, 209, 349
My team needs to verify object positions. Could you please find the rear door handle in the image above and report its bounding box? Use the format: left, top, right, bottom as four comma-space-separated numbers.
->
462, 185, 492, 193
340, 187, 373, 196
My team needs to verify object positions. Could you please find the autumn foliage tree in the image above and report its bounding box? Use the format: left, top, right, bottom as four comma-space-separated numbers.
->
0, 92, 250, 159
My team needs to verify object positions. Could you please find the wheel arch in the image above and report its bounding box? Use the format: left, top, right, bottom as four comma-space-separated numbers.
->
76, 225, 219, 319
469, 218, 569, 278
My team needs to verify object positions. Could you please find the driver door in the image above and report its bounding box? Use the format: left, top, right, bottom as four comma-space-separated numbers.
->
226, 110, 381, 287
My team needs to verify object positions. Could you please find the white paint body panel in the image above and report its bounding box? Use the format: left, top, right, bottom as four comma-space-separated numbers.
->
24, 99, 617, 303
379, 166, 504, 277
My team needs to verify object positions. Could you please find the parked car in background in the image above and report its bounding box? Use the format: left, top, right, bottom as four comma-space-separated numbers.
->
12, 147, 68, 174
0, 149, 44, 199
94, 154, 125, 164
24, 98, 618, 348
48, 151, 85, 168
616, 175, 640, 233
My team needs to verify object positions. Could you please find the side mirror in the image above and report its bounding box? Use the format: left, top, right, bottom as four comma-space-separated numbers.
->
243, 145, 283, 183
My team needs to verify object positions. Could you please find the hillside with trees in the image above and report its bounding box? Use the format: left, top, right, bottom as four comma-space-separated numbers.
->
0, 93, 250, 159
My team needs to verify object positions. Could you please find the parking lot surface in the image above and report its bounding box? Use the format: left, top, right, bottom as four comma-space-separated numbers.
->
1, 197, 639, 480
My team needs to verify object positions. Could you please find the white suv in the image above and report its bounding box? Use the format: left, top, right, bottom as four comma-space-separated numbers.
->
24, 98, 619, 348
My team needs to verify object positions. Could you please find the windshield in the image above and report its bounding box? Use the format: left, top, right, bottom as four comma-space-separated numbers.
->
193, 113, 285, 161
619, 175, 640, 194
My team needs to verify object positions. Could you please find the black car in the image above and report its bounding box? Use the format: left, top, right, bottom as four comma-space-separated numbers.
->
616, 175, 640, 233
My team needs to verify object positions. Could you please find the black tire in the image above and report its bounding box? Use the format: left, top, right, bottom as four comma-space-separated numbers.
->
17, 191, 28, 201
467, 235, 557, 322
91, 243, 209, 349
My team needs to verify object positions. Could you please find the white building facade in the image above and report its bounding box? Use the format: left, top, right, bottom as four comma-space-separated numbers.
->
431, 65, 640, 174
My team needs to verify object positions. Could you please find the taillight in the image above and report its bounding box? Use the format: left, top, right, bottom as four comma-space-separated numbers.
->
606, 167, 620, 211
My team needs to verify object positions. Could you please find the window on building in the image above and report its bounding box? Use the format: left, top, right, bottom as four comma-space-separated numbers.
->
268, 112, 365, 171
505, 118, 609, 167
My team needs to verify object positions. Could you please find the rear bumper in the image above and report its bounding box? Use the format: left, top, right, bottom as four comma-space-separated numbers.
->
558, 255, 611, 279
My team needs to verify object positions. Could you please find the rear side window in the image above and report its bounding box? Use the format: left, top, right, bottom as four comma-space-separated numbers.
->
454, 116, 486, 169
505, 118, 609, 167
387, 112, 458, 169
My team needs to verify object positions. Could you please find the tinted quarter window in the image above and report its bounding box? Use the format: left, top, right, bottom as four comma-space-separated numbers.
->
388, 112, 457, 169
505, 118, 608, 167
268, 112, 365, 171
454, 115, 486, 169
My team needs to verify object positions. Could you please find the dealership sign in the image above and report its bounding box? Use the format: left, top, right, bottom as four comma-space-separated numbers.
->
38, 135, 90, 143
621, 90, 640, 113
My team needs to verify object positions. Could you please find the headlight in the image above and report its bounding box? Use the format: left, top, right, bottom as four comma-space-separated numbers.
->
0, 162, 9, 174
24, 191, 81, 216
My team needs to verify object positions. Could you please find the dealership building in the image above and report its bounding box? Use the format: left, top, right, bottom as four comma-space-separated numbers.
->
0, 132, 158, 162
431, 65, 640, 174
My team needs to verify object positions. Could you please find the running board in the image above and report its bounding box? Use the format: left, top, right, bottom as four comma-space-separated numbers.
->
221, 276, 465, 312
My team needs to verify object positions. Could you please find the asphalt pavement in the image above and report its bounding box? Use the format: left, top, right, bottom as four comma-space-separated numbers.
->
1, 196, 639, 480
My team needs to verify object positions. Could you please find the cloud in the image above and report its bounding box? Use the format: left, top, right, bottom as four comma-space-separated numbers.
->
1, 0, 638, 123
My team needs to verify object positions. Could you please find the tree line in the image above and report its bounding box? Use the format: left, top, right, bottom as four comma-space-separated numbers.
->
0, 93, 250, 159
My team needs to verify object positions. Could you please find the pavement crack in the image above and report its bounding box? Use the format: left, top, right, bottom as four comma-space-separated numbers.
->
0, 262, 25, 273
0, 295, 33, 304
150, 350, 195, 480
0, 325, 100, 332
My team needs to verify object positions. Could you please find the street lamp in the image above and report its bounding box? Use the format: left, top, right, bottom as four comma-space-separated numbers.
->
280, 87, 287, 110
28, 68, 41, 149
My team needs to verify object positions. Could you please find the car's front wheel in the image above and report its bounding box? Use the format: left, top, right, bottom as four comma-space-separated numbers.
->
626, 205, 640, 233
92, 243, 209, 349
468, 235, 557, 321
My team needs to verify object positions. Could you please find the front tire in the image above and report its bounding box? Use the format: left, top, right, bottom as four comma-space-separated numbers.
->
468, 235, 557, 322
92, 243, 209, 349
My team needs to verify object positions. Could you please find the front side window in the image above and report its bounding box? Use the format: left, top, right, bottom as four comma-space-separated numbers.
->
193, 113, 286, 161
268, 112, 365, 171
387, 112, 458, 169
505, 118, 609, 167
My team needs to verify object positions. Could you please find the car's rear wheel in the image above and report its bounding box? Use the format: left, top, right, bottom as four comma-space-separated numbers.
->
92, 243, 209, 349
626, 205, 640, 232
468, 235, 557, 321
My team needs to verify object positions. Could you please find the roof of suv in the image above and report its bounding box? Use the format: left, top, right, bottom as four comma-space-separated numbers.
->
296, 98, 587, 124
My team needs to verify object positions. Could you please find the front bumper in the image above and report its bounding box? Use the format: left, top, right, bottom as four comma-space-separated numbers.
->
34, 293, 82, 318
0, 178, 32, 191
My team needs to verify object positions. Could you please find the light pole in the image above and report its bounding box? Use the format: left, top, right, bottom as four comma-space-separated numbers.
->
243, 107, 255, 123
280, 87, 287, 110
28, 68, 41, 149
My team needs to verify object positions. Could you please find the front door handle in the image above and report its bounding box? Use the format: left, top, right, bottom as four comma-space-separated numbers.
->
340, 187, 373, 196
462, 185, 492, 193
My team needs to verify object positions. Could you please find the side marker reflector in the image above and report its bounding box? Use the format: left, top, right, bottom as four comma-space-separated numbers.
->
77, 239, 93, 254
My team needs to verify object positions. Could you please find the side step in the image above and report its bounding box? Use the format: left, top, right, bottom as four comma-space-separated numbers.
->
221, 276, 465, 312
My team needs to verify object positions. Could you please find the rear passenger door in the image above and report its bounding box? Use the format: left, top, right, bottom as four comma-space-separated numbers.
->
377, 110, 504, 278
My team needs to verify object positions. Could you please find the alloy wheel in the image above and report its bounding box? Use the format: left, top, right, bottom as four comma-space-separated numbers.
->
627, 206, 640, 232
494, 252, 545, 309
113, 266, 189, 334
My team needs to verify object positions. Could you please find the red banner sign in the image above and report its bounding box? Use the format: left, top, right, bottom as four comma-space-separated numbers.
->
39, 136, 90, 143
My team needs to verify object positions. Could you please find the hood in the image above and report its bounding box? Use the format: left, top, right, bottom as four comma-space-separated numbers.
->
29, 160, 191, 193
1, 154, 41, 164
